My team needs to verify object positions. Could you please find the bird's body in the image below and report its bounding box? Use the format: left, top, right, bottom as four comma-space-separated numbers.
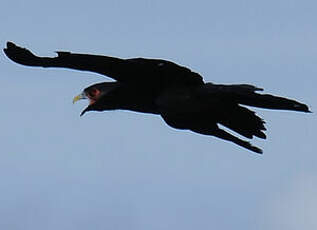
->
3, 42, 310, 154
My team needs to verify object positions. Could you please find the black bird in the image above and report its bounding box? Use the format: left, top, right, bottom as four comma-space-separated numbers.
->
3, 41, 310, 154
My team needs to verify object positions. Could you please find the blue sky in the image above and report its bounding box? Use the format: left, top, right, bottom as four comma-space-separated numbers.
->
1, 0, 316, 229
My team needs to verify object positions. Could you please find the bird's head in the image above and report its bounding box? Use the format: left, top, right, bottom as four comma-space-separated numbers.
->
73, 82, 119, 116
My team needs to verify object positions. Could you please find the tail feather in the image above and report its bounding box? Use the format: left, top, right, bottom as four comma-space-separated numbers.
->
202, 83, 311, 113
237, 93, 311, 113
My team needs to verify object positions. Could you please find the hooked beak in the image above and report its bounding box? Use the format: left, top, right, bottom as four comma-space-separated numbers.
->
73, 92, 91, 116
72, 92, 87, 104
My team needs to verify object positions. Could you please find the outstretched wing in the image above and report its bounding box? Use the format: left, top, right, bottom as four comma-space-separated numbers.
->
3, 42, 204, 86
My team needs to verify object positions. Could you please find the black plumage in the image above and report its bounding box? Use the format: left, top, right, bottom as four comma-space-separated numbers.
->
3, 41, 310, 154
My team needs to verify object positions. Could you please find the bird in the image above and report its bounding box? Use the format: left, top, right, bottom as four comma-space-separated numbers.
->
3, 41, 311, 154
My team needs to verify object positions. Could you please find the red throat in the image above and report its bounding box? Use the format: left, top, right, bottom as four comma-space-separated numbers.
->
87, 89, 101, 105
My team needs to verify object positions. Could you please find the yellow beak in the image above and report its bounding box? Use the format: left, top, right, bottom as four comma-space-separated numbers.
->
72, 92, 87, 104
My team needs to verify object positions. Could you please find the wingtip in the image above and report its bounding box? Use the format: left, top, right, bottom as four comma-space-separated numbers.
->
252, 147, 263, 154
4, 41, 17, 51
3, 41, 20, 57
6, 41, 15, 47
3, 41, 11, 53
245, 141, 263, 154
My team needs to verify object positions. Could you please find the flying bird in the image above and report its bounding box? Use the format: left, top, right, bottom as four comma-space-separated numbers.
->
3, 41, 310, 154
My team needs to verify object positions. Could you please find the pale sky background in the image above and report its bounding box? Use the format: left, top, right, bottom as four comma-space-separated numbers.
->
1, 0, 316, 229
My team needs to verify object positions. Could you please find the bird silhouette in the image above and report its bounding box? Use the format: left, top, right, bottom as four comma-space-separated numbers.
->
3, 41, 311, 153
